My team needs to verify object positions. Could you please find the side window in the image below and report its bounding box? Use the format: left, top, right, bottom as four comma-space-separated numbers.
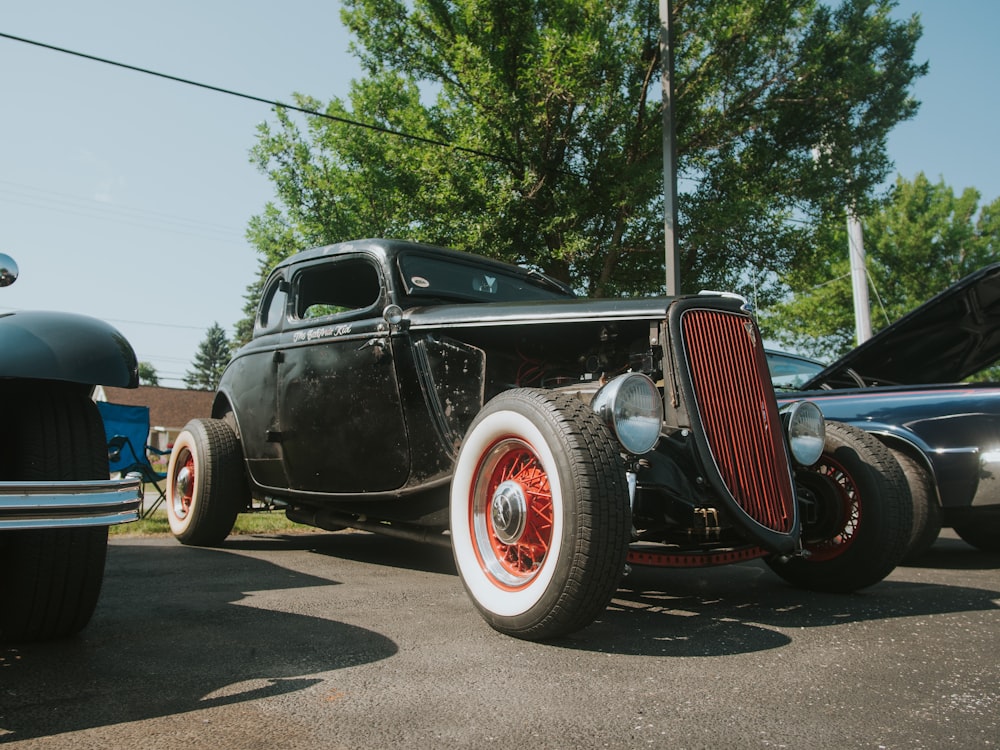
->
294, 259, 382, 320
256, 278, 288, 333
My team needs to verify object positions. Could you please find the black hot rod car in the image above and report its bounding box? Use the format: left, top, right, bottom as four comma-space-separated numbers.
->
0, 253, 142, 642
165, 239, 911, 640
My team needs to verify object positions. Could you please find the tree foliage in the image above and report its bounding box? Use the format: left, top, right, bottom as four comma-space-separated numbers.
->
138, 361, 160, 387
239, 0, 925, 339
761, 172, 1000, 359
184, 322, 231, 391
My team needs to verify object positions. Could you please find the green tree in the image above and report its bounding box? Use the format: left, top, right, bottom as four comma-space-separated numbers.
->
184, 322, 231, 391
138, 361, 160, 386
239, 0, 924, 340
761, 173, 1000, 359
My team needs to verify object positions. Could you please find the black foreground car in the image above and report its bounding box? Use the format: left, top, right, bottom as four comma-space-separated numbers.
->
770, 263, 1000, 558
166, 239, 911, 640
0, 253, 142, 642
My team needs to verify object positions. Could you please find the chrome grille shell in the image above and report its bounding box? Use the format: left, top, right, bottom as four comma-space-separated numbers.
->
664, 298, 799, 553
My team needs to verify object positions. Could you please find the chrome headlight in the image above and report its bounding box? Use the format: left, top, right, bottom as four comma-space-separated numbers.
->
591, 373, 663, 455
782, 400, 825, 466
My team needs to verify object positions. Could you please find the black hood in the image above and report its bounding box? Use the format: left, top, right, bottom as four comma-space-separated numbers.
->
802, 263, 1000, 389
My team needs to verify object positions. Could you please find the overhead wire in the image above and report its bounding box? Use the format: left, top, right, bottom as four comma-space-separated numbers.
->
0, 31, 515, 167
0, 32, 350, 382
0, 179, 245, 243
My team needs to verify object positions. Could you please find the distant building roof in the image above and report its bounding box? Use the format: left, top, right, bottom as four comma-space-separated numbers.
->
98, 385, 214, 431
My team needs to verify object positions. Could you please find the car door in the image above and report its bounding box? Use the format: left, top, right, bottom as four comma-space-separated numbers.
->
275, 254, 410, 493
229, 273, 289, 489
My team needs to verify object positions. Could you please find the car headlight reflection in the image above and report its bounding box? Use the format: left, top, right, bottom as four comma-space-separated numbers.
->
591, 373, 663, 455
782, 400, 825, 466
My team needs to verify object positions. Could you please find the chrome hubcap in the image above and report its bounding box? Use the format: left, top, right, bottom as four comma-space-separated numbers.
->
490, 480, 527, 544
174, 465, 193, 517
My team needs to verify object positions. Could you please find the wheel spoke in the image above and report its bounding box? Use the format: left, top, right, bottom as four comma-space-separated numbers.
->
806, 458, 861, 560
181, 455, 195, 513
171, 451, 195, 519
476, 441, 555, 584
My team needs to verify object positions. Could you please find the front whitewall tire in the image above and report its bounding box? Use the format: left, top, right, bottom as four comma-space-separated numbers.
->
449, 389, 631, 640
451, 409, 565, 617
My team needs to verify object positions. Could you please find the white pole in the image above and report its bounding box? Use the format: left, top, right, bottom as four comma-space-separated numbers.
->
847, 208, 872, 343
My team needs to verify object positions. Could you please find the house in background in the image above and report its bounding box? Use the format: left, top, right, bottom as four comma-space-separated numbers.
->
94, 385, 215, 460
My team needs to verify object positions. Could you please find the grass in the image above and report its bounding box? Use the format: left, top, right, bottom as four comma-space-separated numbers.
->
110, 508, 321, 537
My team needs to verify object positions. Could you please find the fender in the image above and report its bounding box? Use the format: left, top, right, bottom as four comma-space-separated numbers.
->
821, 419, 983, 509
0, 310, 138, 388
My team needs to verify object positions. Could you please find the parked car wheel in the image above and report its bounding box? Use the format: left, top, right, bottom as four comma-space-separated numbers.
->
166, 418, 246, 546
0, 384, 110, 641
450, 389, 630, 640
890, 448, 942, 562
952, 517, 1000, 554
768, 421, 912, 592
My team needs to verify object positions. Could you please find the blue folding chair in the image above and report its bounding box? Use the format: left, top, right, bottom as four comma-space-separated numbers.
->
96, 401, 170, 518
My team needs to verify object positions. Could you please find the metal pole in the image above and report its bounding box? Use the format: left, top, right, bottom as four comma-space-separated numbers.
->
660, 0, 680, 296
847, 208, 872, 343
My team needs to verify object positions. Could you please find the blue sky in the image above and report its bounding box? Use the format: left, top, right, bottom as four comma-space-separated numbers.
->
0, 1, 996, 385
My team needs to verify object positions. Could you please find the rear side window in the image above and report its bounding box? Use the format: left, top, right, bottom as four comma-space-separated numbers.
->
294, 259, 382, 319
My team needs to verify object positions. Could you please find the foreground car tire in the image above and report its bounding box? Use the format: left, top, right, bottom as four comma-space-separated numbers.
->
768, 421, 912, 592
450, 389, 630, 640
167, 418, 246, 546
0, 385, 109, 641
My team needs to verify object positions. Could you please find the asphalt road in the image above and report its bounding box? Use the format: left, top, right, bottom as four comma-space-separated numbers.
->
1, 530, 997, 749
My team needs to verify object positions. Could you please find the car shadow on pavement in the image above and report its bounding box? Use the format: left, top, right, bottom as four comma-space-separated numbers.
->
218, 530, 999, 662
552, 558, 1000, 657
901, 534, 1000, 571
0, 540, 398, 744
254, 529, 459, 576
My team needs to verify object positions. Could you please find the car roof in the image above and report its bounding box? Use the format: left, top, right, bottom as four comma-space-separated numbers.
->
269, 238, 575, 296
273, 238, 458, 269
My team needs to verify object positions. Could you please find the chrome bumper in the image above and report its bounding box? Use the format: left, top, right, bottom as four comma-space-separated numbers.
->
0, 478, 142, 530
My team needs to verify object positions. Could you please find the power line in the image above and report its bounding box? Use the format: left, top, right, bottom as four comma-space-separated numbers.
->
0, 31, 514, 167
0, 179, 243, 237
0, 181, 245, 244
0, 306, 215, 333
102, 316, 214, 331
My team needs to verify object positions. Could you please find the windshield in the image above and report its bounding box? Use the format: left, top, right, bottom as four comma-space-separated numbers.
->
397, 253, 573, 304
766, 351, 826, 390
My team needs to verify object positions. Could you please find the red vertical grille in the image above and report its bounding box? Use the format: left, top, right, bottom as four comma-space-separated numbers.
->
680, 309, 796, 533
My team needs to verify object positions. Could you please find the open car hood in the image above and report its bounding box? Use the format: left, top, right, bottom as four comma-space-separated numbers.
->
802, 263, 1000, 389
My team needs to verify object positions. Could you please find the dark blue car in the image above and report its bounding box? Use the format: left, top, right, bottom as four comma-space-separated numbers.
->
0, 254, 142, 641
769, 264, 1000, 558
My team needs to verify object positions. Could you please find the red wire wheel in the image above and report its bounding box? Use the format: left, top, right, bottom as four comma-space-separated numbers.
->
768, 421, 912, 592
470, 438, 555, 588
170, 449, 196, 522
166, 418, 246, 546
798, 454, 861, 562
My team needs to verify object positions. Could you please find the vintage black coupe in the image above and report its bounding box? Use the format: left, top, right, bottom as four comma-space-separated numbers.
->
0, 253, 142, 641
166, 239, 911, 639
770, 263, 1000, 558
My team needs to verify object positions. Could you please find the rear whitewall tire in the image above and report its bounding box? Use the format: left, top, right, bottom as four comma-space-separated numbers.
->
166, 418, 246, 546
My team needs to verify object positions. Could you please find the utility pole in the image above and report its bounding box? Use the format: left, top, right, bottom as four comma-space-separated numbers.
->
847, 209, 872, 343
660, 0, 680, 296
813, 145, 872, 344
